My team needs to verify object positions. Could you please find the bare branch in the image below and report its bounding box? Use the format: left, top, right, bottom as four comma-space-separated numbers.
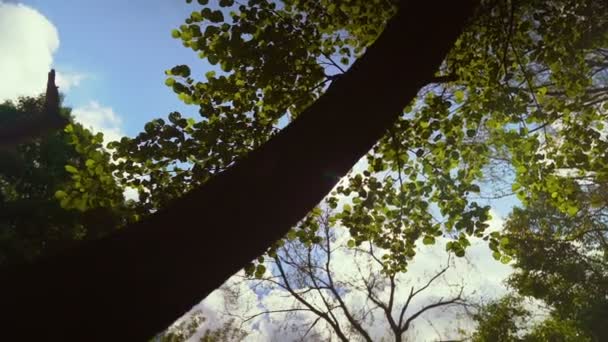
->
401, 287, 466, 333
242, 307, 315, 323
321, 221, 374, 342
275, 256, 351, 342
398, 262, 450, 328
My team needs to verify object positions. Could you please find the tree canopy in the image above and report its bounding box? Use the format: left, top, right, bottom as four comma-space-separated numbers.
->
106, 0, 608, 272
470, 185, 608, 341
0, 94, 128, 267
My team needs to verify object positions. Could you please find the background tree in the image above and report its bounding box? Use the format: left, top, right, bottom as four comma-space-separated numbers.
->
190, 210, 474, 341
0, 70, 65, 148
469, 186, 608, 341
0, 94, 129, 267
470, 294, 593, 341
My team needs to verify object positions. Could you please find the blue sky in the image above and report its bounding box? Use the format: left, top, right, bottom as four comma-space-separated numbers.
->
18, 0, 213, 137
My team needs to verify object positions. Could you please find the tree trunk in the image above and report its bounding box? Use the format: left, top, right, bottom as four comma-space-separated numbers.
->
0, 1, 477, 340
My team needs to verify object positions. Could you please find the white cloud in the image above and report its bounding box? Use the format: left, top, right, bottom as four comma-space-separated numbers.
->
72, 101, 125, 144
0, 2, 58, 101
55, 71, 88, 92
0, 2, 89, 102
123, 187, 139, 202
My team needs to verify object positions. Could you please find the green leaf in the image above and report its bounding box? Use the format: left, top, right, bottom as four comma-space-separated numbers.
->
209, 10, 224, 23
208, 55, 219, 65
170, 65, 191, 77
244, 263, 255, 276
422, 235, 435, 245
186, 117, 196, 128
60, 197, 70, 208
65, 165, 78, 174
536, 86, 547, 97
347, 240, 355, 248
220, 61, 232, 72
254, 264, 266, 278
499, 237, 509, 247
54, 190, 68, 200
454, 90, 465, 103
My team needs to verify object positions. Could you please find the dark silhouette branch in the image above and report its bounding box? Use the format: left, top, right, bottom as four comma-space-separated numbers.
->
398, 262, 450, 328
401, 287, 466, 334
275, 256, 350, 342
320, 224, 374, 342
242, 307, 316, 323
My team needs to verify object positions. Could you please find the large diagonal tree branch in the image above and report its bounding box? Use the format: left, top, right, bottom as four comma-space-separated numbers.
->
0, 1, 477, 340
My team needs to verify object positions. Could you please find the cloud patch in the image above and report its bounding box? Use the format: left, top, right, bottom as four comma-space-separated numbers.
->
55, 71, 88, 92
72, 101, 125, 144
174, 209, 514, 341
0, 2, 89, 101
0, 2, 59, 101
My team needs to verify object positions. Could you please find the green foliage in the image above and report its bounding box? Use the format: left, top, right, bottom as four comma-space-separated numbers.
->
0, 96, 129, 266
470, 296, 530, 342
502, 196, 607, 340
527, 318, 593, 342
472, 175, 608, 340
58, 122, 127, 212
471, 295, 592, 342
87, 0, 608, 275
